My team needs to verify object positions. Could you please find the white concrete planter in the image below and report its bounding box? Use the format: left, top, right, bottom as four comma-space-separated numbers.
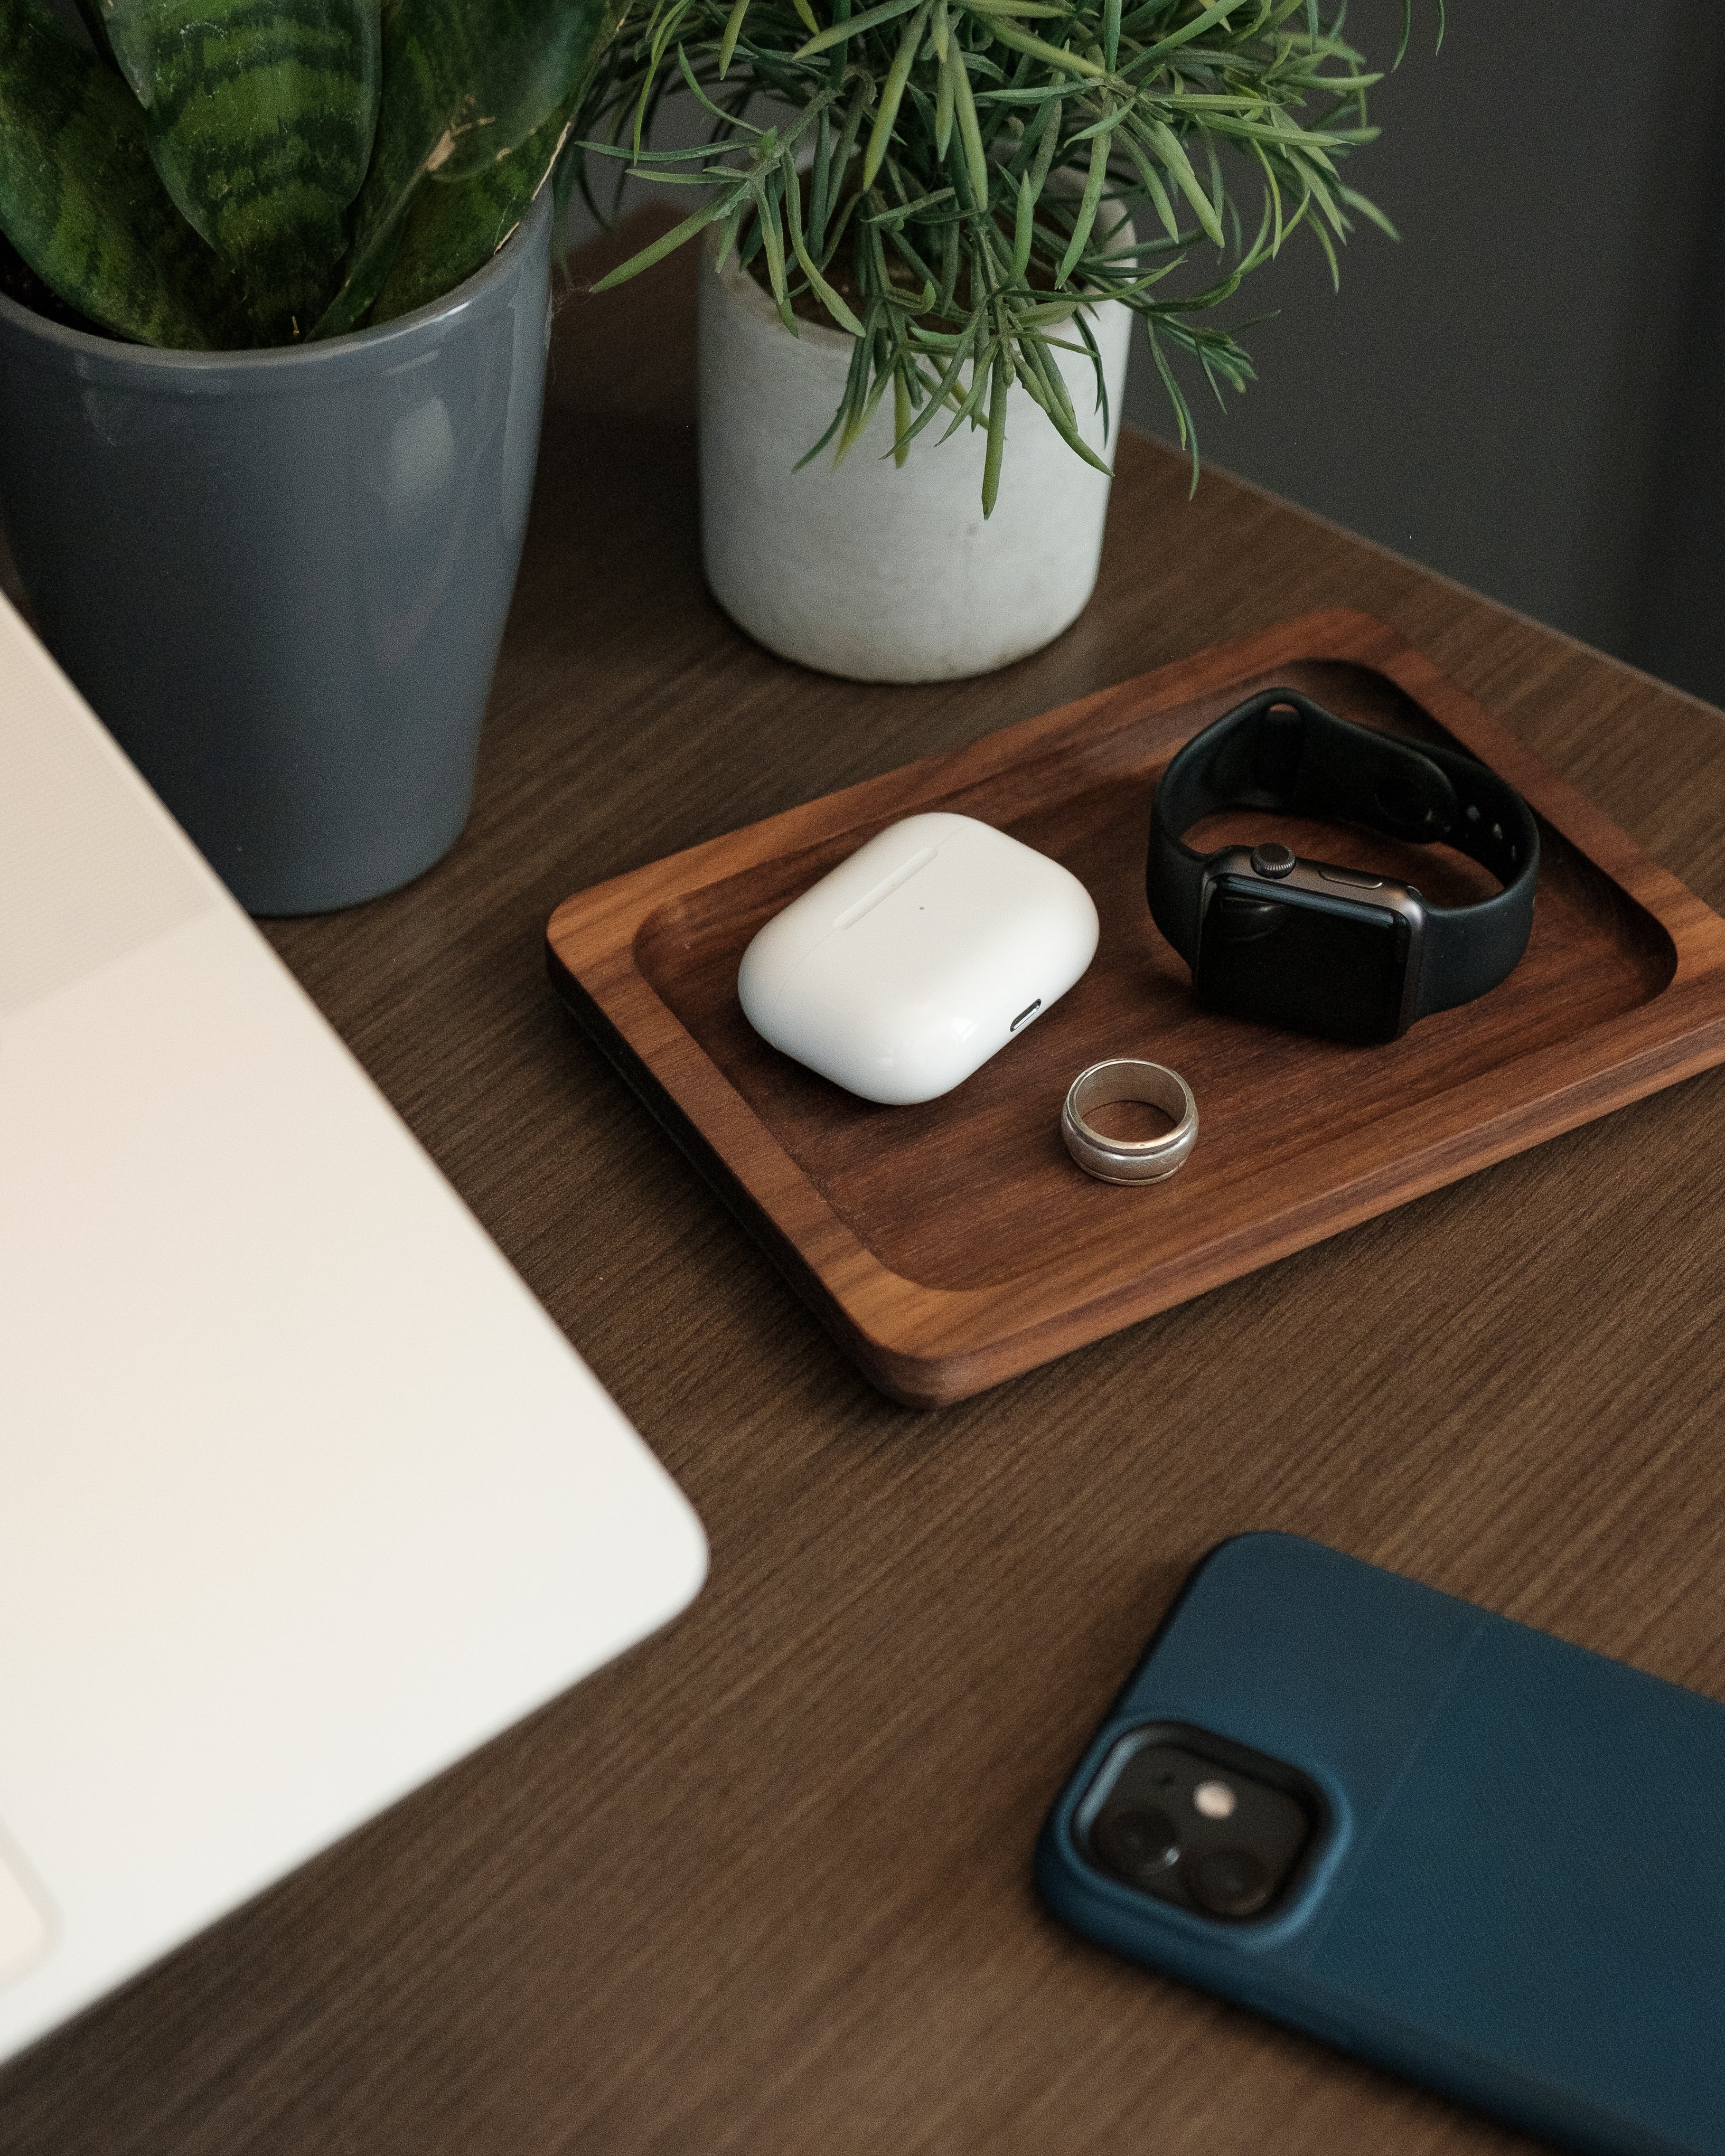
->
697, 238, 1132, 682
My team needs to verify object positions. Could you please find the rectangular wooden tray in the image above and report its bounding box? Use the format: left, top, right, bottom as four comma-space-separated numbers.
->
547, 610, 1725, 1406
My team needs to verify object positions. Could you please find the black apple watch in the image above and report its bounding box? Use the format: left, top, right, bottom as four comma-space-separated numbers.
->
1146, 688, 1540, 1043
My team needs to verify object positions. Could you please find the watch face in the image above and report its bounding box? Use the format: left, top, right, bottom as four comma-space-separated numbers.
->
1195, 874, 1414, 1043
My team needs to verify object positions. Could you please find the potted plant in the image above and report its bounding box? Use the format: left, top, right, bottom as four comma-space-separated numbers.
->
576, 0, 1422, 682
0, 0, 614, 914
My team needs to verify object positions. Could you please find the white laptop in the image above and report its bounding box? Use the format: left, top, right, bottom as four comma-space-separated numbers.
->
0, 592, 706, 2065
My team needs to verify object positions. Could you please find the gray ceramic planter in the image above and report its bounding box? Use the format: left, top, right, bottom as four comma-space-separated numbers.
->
0, 192, 551, 914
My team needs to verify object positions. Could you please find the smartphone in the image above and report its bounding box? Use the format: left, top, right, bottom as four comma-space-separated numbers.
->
1036, 1533, 1725, 2156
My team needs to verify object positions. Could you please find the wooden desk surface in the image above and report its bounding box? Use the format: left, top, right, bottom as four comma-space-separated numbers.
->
7, 220, 1725, 2156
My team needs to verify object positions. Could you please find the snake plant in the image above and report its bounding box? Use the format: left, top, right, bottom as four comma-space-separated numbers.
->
0, 0, 616, 348
578, 0, 1437, 508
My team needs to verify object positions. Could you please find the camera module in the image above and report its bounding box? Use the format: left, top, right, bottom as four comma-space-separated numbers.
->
1081, 1724, 1321, 1923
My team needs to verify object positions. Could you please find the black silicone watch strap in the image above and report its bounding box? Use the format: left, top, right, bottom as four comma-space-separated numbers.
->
1147, 688, 1540, 1020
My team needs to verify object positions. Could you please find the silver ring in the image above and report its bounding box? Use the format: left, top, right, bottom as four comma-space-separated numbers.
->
1062, 1059, 1198, 1185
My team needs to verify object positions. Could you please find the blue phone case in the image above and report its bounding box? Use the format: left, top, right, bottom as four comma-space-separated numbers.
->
1036, 1533, 1725, 2156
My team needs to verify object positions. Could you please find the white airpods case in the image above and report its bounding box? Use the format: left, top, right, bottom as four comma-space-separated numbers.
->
737, 813, 1100, 1105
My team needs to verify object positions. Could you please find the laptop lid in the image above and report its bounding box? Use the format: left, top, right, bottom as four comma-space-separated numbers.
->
0, 594, 706, 2063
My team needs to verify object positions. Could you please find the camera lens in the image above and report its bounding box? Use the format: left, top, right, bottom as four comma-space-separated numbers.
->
1091, 1805, 1180, 1884
1186, 1847, 1273, 1918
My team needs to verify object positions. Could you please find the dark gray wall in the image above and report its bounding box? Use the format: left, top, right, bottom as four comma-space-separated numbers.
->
1634, 74, 1725, 706
1115, 1, 1725, 698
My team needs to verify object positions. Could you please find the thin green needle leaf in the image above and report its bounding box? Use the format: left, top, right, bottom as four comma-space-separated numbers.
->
1281, 146, 1345, 232
835, 346, 897, 460
883, 274, 936, 312
794, 330, 865, 466
963, 12, 1102, 77
939, 336, 996, 436
1135, 0, 1248, 65
1008, 350, 1053, 419
973, 81, 1080, 104
935, 9, 955, 156
1145, 320, 1199, 486
1073, 304, 1110, 428
1308, 207, 1339, 288
862, 0, 931, 187
824, 0, 852, 86
1020, 323, 1076, 427
1150, 119, 1222, 244
714, 198, 744, 271
1335, 182, 1397, 241
785, 159, 866, 330
951, 43, 989, 206
981, 341, 1009, 515
893, 329, 974, 447
1251, 136, 1283, 253
862, 184, 955, 223
751, 174, 795, 328
586, 191, 733, 289
1065, 104, 1126, 145
1055, 126, 1108, 284
809, 103, 833, 246
1027, 93, 1062, 192
1009, 168, 1033, 279
795, 0, 920, 60
1204, 131, 1225, 235
1021, 337, 1111, 471
937, 210, 959, 312
833, 72, 870, 177
718, 0, 750, 76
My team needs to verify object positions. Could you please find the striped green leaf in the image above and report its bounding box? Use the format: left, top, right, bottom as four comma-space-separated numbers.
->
375, 0, 623, 326
0, 0, 251, 347
102, 0, 380, 342
314, 0, 608, 338
368, 102, 565, 323
68, 0, 120, 68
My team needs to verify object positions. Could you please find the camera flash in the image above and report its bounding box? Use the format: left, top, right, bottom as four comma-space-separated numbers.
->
1193, 1779, 1237, 1820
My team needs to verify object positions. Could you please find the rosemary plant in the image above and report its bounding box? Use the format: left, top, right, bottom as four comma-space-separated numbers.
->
578, 0, 1432, 510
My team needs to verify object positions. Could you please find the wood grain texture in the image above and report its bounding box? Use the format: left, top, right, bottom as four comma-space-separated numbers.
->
4, 210, 1724, 2156
547, 614, 1725, 1404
